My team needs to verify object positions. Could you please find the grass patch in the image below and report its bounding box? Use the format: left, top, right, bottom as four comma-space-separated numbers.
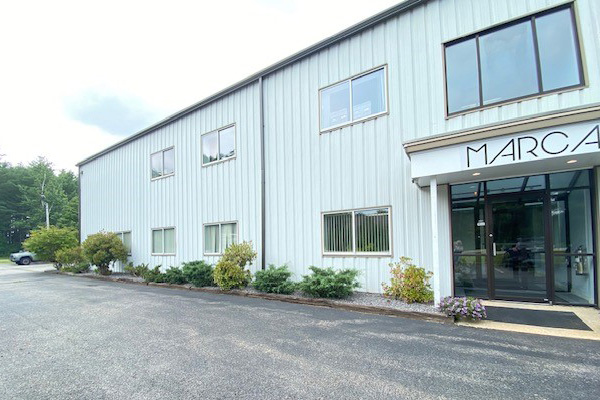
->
0, 258, 11, 264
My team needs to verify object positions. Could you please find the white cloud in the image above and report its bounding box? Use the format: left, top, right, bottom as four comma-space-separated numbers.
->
0, 0, 400, 172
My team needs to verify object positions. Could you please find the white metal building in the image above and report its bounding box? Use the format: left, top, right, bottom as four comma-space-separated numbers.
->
79, 0, 600, 307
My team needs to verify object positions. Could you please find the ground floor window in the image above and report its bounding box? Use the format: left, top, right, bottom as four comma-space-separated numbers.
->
322, 207, 391, 256
152, 228, 175, 255
204, 222, 237, 255
451, 170, 596, 305
116, 231, 132, 255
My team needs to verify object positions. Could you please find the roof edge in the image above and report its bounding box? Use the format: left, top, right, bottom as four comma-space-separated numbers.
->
77, 0, 427, 167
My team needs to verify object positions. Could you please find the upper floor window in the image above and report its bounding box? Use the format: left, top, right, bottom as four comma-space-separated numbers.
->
116, 231, 132, 255
202, 124, 236, 166
322, 207, 391, 256
204, 222, 237, 255
320, 67, 387, 131
444, 5, 583, 115
152, 227, 175, 255
151, 147, 175, 179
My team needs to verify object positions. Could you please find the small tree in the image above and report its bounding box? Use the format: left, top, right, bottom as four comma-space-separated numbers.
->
82, 232, 128, 275
23, 226, 78, 267
213, 241, 257, 290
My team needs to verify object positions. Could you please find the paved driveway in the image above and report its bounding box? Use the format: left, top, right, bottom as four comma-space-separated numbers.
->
1, 266, 599, 399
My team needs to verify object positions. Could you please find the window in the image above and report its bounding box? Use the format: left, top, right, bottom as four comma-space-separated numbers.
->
444, 5, 583, 115
204, 222, 238, 254
151, 147, 175, 179
320, 67, 387, 131
152, 228, 175, 255
202, 125, 236, 165
116, 231, 132, 255
323, 207, 391, 255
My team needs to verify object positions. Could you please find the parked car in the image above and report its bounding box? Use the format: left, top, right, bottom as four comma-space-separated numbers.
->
9, 251, 38, 265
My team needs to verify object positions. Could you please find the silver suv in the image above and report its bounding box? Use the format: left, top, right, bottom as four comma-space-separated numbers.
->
9, 251, 38, 265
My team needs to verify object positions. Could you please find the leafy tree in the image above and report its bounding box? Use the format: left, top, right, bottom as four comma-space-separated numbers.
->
82, 232, 128, 275
23, 226, 79, 266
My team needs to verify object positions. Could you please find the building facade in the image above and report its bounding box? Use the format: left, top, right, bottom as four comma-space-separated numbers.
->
79, 0, 600, 306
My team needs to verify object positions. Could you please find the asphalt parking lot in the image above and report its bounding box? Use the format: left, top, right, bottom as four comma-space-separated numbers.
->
1, 263, 599, 399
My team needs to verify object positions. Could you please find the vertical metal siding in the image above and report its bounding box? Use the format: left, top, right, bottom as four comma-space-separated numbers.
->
81, 0, 600, 291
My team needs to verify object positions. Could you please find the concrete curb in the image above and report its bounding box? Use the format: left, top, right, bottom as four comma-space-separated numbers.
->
48, 270, 451, 324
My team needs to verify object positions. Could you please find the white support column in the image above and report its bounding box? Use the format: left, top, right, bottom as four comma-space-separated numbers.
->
430, 176, 441, 305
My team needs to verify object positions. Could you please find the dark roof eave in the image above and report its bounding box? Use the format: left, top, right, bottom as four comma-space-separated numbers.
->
77, 0, 427, 167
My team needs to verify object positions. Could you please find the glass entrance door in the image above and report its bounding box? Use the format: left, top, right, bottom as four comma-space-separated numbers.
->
487, 192, 549, 301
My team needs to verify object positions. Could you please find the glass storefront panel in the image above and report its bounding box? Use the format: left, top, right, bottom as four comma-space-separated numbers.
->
451, 169, 596, 305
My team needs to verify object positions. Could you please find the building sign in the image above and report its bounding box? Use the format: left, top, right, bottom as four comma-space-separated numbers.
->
466, 124, 599, 168
410, 120, 600, 182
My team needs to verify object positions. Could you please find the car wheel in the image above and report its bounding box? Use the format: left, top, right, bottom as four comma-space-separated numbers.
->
20, 257, 31, 265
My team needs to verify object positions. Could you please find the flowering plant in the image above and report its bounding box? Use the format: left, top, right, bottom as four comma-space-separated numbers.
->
438, 296, 486, 322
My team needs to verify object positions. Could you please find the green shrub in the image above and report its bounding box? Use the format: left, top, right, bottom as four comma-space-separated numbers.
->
55, 246, 89, 273
164, 267, 187, 285
82, 232, 128, 275
382, 257, 433, 303
143, 265, 165, 283
254, 265, 296, 294
213, 242, 256, 290
298, 266, 360, 299
23, 226, 79, 267
125, 262, 150, 277
182, 261, 214, 287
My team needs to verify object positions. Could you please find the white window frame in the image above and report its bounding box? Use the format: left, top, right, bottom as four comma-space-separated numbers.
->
321, 206, 392, 257
201, 124, 237, 166
116, 231, 132, 256
203, 221, 239, 255
319, 65, 389, 133
151, 146, 175, 181
151, 227, 176, 256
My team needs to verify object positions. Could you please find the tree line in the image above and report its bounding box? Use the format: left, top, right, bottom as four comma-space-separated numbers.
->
0, 156, 78, 256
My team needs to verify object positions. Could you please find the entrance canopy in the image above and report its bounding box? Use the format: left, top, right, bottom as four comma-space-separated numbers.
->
405, 115, 600, 187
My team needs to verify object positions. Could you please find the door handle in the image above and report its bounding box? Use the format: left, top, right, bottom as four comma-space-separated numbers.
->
493, 242, 497, 256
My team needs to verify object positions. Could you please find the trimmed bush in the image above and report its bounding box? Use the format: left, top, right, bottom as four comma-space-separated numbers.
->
143, 266, 165, 283
213, 242, 256, 290
439, 297, 486, 321
23, 226, 79, 267
124, 263, 150, 277
298, 266, 360, 299
164, 267, 187, 285
82, 232, 128, 275
55, 246, 89, 273
382, 257, 433, 303
182, 261, 214, 287
254, 265, 296, 294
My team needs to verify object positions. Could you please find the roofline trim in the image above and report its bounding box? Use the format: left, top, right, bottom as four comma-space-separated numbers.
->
77, 0, 427, 166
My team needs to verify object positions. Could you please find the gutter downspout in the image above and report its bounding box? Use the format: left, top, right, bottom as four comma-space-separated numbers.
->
259, 76, 266, 270
78, 166, 82, 244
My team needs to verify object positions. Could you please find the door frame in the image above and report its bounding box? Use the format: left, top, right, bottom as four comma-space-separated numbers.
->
484, 188, 554, 303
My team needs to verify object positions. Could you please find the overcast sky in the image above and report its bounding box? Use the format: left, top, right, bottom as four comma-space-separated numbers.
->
0, 0, 401, 172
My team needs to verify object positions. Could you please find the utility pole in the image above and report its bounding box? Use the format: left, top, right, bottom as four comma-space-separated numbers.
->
41, 173, 50, 228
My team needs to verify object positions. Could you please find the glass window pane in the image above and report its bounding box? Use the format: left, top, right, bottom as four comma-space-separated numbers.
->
163, 148, 174, 175
151, 152, 162, 178
536, 8, 581, 91
486, 175, 545, 195
550, 170, 591, 190
219, 126, 235, 159
445, 38, 480, 113
323, 212, 352, 253
554, 255, 595, 305
202, 131, 219, 164
152, 230, 163, 254
551, 188, 594, 254
220, 223, 237, 253
479, 21, 539, 105
122, 232, 132, 254
204, 225, 219, 254
164, 228, 175, 254
351, 69, 386, 120
355, 208, 389, 253
320, 81, 350, 129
